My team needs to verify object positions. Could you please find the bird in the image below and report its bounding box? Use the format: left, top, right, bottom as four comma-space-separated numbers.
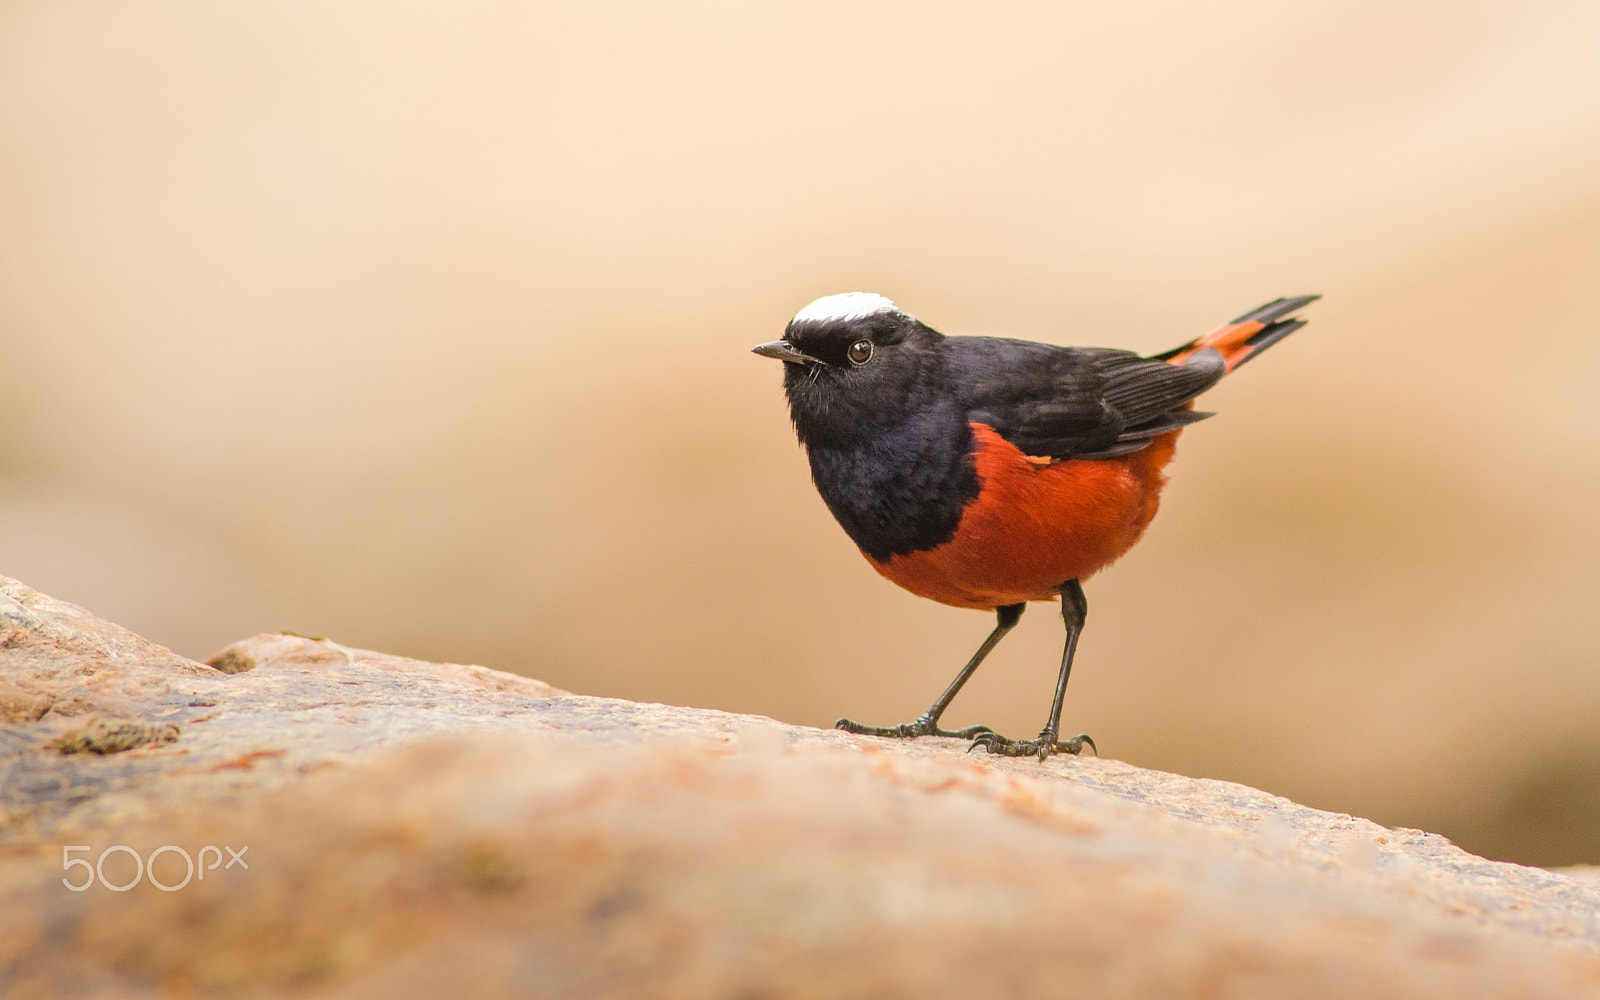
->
752, 291, 1318, 760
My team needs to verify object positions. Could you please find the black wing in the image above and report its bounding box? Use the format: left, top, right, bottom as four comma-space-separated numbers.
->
950, 337, 1226, 460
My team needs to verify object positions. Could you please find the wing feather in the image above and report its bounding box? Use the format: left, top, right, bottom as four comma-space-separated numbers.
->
952, 339, 1225, 461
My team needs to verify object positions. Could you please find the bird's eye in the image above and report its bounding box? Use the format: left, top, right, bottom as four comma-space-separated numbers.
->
846, 340, 874, 365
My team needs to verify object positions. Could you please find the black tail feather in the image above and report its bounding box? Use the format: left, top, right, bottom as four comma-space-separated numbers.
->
1228, 294, 1321, 326
1230, 317, 1307, 369
1152, 295, 1319, 366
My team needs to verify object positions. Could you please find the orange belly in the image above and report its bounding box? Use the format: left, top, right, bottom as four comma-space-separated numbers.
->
866, 422, 1181, 609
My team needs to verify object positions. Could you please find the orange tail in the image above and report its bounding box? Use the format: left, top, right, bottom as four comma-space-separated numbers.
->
1158, 295, 1320, 371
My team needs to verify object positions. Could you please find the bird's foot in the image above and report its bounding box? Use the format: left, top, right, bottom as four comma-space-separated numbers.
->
835, 715, 995, 740
967, 730, 1097, 761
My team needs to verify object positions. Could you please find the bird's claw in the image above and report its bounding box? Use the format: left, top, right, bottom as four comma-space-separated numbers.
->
835, 717, 996, 740
967, 731, 1097, 761
938, 723, 996, 739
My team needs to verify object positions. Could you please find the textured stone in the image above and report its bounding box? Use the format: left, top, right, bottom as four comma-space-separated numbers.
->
2, 574, 1599, 998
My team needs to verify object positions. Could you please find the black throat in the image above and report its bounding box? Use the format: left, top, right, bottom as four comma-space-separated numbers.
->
782, 328, 980, 561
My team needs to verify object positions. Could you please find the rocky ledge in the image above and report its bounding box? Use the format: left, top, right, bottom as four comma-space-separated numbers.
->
1, 574, 1598, 998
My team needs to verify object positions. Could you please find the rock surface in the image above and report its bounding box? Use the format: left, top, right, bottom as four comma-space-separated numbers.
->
2, 573, 1599, 998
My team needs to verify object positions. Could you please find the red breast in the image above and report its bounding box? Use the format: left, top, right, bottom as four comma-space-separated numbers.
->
866, 421, 1182, 609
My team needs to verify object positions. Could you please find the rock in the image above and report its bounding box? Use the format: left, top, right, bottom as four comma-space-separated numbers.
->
2, 573, 1599, 998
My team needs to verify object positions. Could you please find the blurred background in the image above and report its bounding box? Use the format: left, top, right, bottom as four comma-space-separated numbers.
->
2, 0, 1597, 866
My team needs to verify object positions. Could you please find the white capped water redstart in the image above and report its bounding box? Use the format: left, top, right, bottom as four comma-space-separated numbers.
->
754, 292, 1318, 760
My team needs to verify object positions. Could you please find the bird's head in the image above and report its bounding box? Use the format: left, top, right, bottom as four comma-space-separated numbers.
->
751, 292, 945, 446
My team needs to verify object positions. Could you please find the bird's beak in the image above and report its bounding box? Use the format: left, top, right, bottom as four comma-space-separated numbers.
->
751, 341, 823, 365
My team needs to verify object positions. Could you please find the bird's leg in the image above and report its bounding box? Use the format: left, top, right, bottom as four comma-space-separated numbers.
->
837, 603, 1024, 740
969, 581, 1096, 761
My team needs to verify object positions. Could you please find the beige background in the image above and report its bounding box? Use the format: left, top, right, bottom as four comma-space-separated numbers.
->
2, 1, 1597, 865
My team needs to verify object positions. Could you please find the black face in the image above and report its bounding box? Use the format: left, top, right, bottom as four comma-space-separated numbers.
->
755, 302, 978, 560
776, 310, 946, 449
782, 310, 916, 368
